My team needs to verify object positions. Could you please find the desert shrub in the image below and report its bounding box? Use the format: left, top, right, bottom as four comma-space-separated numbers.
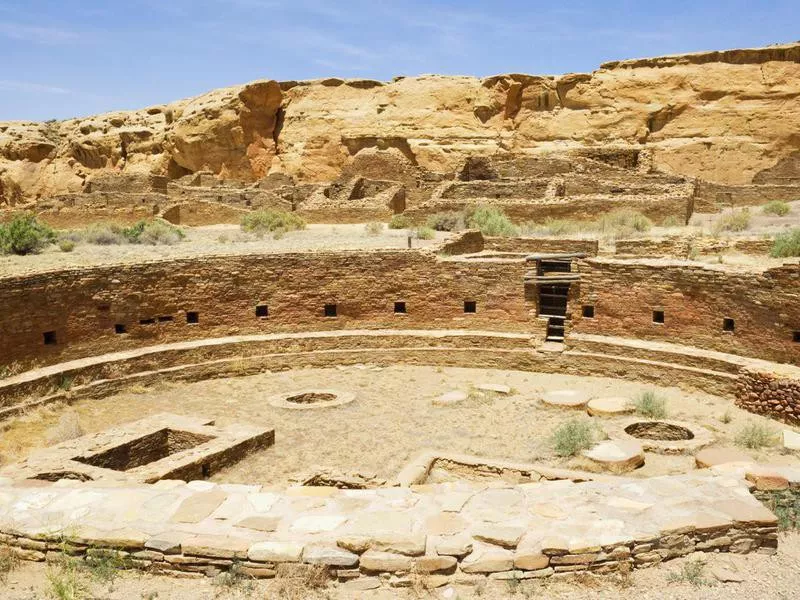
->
413, 226, 436, 240
551, 419, 596, 457
46, 412, 85, 445
58, 239, 76, 252
46, 554, 87, 600
521, 218, 584, 236
241, 209, 306, 238
770, 228, 800, 257
666, 559, 710, 586
735, 422, 776, 449
634, 390, 667, 419
388, 214, 412, 229
0, 546, 20, 583
0, 213, 55, 255
80, 223, 127, 245
466, 205, 519, 237
661, 215, 684, 227
596, 209, 652, 239
364, 222, 384, 236
712, 208, 751, 234
427, 210, 466, 232
762, 200, 790, 216
122, 219, 184, 245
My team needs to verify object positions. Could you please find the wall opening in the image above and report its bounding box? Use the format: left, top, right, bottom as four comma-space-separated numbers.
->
794, 331, 800, 343
723, 318, 735, 332
139, 318, 155, 325
43, 331, 57, 345
394, 301, 407, 314
652, 310, 665, 324
324, 304, 337, 318
114, 324, 127, 334
255, 305, 269, 318
464, 300, 477, 314
186, 311, 199, 324
582, 305, 595, 318
158, 316, 173, 323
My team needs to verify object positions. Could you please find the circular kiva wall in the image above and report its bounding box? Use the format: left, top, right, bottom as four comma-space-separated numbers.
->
0, 242, 798, 422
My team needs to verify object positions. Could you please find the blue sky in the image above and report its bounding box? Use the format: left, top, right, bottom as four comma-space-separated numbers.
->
1, 0, 798, 121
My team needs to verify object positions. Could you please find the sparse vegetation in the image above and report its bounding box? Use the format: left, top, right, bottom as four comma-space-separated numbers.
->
0, 212, 56, 255
763, 490, 800, 531
388, 214, 412, 229
666, 559, 711, 586
551, 418, 596, 457
770, 228, 800, 257
661, 215, 684, 227
58, 239, 76, 252
718, 410, 732, 424
762, 200, 790, 216
0, 547, 20, 583
735, 422, 776, 449
46, 412, 85, 445
46, 554, 88, 600
712, 208, 751, 234
214, 562, 256, 594
71, 220, 184, 246
413, 226, 436, 240
466, 205, 519, 237
241, 209, 306, 239
427, 210, 466, 232
634, 390, 667, 419
364, 221, 384, 236
596, 209, 652, 239
85, 550, 131, 583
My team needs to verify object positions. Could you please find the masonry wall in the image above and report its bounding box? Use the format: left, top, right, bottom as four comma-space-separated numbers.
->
574, 259, 800, 364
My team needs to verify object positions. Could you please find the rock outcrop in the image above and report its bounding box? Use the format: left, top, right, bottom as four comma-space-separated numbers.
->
2, 41, 800, 221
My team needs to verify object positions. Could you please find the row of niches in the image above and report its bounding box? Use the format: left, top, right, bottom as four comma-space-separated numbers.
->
580, 304, 800, 341
38, 301, 484, 345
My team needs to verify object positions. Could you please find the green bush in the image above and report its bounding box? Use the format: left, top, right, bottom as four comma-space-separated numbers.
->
427, 211, 466, 232
364, 222, 384, 236
80, 223, 126, 245
0, 213, 55, 255
388, 214, 412, 229
551, 419, 596, 457
131, 220, 185, 245
634, 390, 667, 419
597, 209, 652, 239
735, 422, 776, 449
241, 209, 306, 239
413, 226, 436, 240
712, 208, 751, 234
58, 239, 76, 252
762, 200, 790, 216
770, 228, 800, 257
466, 205, 519, 237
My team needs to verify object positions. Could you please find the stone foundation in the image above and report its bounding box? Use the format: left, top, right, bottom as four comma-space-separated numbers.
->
736, 369, 800, 424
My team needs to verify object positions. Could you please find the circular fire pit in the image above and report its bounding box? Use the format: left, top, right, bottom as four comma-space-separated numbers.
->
608, 419, 714, 455
268, 389, 355, 410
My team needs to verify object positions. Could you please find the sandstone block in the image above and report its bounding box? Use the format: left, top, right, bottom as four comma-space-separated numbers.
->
359, 550, 413, 573
248, 541, 304, 563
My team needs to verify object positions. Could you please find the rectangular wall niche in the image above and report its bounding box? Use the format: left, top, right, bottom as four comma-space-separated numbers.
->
464, 300, 477, 314
723, 318, 735, 332
74, 429, 214, 472
43, 331, 57, 345
582, 305, 595, 318
255, 304, 269, 318
324, 304, 337, 317
394, 301, 407, 314
186, 311, 199, 324
114, 324, 127, 334
794, 331, 800, 343
652, 310, 665, 324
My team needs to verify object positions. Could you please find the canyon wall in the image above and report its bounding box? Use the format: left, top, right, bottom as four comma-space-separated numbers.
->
2, 42, 800, 220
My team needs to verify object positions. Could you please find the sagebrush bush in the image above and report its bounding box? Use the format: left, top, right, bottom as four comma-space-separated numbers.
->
58, 239, 76, 252
0, 213, 55, 255
388, 214, 412, 229
80, 223, 127, 245
466, 205, 519, 237
735, 422, 776, 449
46, 412, 85, 445
634, 390, 667, 419
427, 211, 466, 232
661, 215, 684, 227
770, 228, 800, 257
364, 222, 384, 236
124, 219, 185, 245
414, 226, 436, 240
762, 200, 790, 216
551, 419, 596, 457
241, 209, 306, 238
712, 209, 751, 234
597, 209, 652, 239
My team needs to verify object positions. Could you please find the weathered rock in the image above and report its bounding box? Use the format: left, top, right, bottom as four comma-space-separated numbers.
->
247, 541, 304, 563
542, 390, 590, 409
582, 440, 645, 473
433, 391, 468, 406
302, 544, 359, 567
359, 550, 413, 573
695, 447, 752, 468
587, 397, 633, 417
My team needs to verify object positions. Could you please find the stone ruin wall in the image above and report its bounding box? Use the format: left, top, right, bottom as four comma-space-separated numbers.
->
737, 369, 800, 425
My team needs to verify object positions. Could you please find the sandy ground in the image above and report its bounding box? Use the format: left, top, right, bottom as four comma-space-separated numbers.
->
2, 365, 798, 486
2, 533, 799, 599
0, 223, 443, 276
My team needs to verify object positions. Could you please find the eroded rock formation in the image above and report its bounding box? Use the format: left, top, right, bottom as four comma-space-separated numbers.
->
2, 42, 800, 222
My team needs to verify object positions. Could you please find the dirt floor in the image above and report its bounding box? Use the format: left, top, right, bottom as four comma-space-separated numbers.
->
2, 365, 798, 486
2, 532, 799, 599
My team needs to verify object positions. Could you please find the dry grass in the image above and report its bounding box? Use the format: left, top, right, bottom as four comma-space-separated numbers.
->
46, 412, 85, 445
0, 547, 21, 583
268, 564, 330, 600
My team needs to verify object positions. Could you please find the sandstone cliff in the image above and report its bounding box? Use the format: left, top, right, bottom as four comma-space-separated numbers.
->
1, 42, 799, 217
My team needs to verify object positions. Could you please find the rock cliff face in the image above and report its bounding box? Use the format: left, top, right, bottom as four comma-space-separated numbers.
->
1, 42, 800, 219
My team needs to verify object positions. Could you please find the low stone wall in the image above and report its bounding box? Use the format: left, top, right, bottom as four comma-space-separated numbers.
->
484, 237, 599, 256
736, 369, 800, 424
0, 473, 779, 583
438, 230, 485, 255
614, 236, 774, 258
